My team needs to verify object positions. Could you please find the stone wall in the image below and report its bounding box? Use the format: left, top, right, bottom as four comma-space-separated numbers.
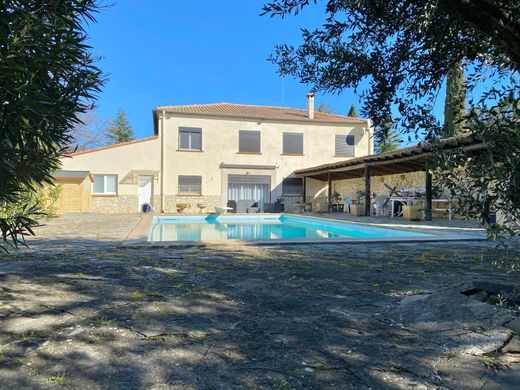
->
163, 195, 223, 214
298, 171, 426, 213
91, 196, 139, 213
332, 171, 426, 201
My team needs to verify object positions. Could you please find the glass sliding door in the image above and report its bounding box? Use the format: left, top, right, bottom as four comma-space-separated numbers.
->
227, 175, 271, 212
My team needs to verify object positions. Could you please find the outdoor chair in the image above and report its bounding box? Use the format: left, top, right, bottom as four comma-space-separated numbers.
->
226, 200, 237, 213
372, 195, 389, 216
343, 196, 353, 213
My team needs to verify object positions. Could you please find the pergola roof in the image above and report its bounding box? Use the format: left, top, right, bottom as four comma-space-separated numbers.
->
295, 133, 486, 181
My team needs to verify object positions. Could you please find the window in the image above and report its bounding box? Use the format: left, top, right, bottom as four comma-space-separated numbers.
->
282, 178, 303, 196
179, 127, 202, 150
282, 132, 304, 155
178, 175, 202, 195
335, 134, 356, 156
92, 174, 117, 195
239, 130, 261, 153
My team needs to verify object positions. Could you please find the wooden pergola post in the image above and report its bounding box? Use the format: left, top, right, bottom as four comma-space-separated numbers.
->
364, 165, 371, 216
425, 163, 433, 221
302, 176, 306, 203
327, 172, 332, 213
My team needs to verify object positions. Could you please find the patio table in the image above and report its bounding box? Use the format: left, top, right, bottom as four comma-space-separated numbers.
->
390, 197, 414, 218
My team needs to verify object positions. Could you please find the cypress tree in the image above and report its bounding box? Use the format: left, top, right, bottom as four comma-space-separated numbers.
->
347, 103, 358, 118
443, 61, 466, 137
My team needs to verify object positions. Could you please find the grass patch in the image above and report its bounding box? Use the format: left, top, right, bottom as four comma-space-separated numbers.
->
388, 364, 406, 373
483, 356, 501, 371
47, 374, 69, 385
131, 291, 147, 300
20, 330, 48, 342
94, 316, 114, 326
143, 330, 210, 342
274, 378, 293, 390
89, 331, 116, 342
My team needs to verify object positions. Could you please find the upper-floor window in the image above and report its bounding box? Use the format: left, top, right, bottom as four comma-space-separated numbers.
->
178, 175, 202, 195
335, 134, 356, 156
179, 127, 202, 150
282, 177, 303, 196
92, 174, 117, 195
238, 130, 261, 153
282, 132, 304, 155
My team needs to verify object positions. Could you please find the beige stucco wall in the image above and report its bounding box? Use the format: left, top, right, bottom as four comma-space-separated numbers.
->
58, 112, 373, 213
59, 138, 161, 212
161, 113, 372, 203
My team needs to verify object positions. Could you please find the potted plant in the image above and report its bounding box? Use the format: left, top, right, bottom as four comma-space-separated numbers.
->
350, 190, 366, 216
331, 191, 342, 212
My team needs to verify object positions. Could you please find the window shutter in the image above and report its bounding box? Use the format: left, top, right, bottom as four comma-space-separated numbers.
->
239, 130, 261, 153
228, 174, 271, 185
178, 176, 202, 194
283, 132, 304, 154
282, 178, 303, 196
335, 134, 355, 156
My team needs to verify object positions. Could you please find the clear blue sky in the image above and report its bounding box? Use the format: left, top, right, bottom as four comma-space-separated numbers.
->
85, 0, 364, 138
86, 1, 444, 140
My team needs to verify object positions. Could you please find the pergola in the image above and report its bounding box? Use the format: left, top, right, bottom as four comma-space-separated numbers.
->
295, 133, 486, 220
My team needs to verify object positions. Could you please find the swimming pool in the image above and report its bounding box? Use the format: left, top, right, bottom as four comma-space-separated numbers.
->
148, 214, 432, 242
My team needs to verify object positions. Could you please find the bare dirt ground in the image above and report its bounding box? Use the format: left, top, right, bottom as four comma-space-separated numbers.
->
0, 215, 519, 389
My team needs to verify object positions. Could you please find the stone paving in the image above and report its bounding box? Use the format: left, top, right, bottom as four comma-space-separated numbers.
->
0, 214, 519, 389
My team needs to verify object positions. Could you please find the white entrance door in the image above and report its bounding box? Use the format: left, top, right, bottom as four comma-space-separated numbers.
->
137, 176, 153, 211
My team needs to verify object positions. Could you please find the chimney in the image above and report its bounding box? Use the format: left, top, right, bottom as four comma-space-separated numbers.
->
306, 93, 315, 119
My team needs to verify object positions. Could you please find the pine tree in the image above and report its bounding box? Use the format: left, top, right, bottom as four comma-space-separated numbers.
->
106, 109, 135, 144
443, 61, 466, 137
347, 103, 358, 118
375, 112, 401, 153
317, 101, 335, 113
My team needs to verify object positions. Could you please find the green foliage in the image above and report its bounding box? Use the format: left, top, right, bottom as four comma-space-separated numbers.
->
0, 0, 104, 249
317, 101, 335, 113
443, 61, 467, 137
332, 191, 341, 203
433, 84, 520, 240
0, 184, 61, 251
106, 109, 135, 144
262, 0, 518, 133
375, 128, 402, 154
347, 103, 358, 118
0, 1, 104, 203
263, 0, 520, 244
0, 204, 40, 252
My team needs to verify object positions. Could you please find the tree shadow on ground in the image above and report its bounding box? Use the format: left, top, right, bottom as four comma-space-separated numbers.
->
0, 240, 519, 389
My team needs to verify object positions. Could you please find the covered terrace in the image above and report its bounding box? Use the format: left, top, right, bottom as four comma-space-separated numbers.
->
295, 133, 487, 221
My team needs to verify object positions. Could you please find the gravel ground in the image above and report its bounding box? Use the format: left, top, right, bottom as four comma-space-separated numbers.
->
1, 237, 519, 389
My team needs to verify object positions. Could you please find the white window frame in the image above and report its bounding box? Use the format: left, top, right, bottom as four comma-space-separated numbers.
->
178, 127, 202, 151
92, 174, 118, 195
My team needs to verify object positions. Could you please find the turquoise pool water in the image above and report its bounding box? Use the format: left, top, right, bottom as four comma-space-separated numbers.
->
148, 214, 430, 242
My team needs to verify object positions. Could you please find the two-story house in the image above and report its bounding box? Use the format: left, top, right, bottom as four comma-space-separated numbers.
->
56, 94, 373, 213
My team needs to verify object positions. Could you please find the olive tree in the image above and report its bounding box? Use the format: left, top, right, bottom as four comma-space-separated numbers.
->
263, 0, 519, 239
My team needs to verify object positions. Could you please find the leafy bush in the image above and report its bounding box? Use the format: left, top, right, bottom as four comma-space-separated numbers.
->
0, 184, 61, 251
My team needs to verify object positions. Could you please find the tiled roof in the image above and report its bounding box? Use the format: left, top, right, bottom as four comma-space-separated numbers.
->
61, 135, 158, 157
154, 103, 367, 123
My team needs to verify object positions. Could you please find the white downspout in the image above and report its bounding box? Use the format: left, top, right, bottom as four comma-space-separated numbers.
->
160, 110, 165, 213
367, 119, 374, 155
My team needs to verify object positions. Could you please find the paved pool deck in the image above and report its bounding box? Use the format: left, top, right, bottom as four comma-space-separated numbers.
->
27, 212, 487, 251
